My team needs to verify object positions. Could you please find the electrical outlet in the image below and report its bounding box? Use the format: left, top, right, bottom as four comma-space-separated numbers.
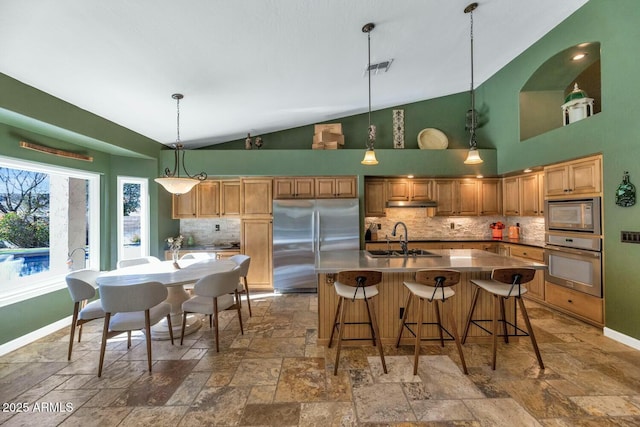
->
377, 223, 381, 230
215, 224, 220, 231
450, 222, 455, 230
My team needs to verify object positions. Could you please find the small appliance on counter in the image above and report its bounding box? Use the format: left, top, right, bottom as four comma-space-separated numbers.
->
508, 223, 520, 239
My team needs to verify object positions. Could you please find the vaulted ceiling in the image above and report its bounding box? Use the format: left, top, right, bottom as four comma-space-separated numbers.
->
0, 0, 588, 148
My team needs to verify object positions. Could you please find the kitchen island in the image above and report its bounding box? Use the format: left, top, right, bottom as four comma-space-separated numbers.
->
315, 249, 546, 346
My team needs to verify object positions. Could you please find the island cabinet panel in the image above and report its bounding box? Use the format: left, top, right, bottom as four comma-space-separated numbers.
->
317, 271, 516, 346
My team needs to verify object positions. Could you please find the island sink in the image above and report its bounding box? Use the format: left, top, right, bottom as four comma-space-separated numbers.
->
366, 249, 441, 258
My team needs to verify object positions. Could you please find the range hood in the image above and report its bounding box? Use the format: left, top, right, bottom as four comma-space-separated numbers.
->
386, 200, 437, 208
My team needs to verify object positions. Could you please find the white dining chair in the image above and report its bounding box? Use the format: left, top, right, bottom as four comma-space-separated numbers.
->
229, 254, 252, 316
97, 280, 173, 377
116, 256, 161, 269
180, 252, 216, 260
65, 269, 104, 360
181, 269, 244, 352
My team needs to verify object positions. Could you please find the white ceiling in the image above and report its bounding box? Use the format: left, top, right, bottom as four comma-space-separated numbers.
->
0, 0, 588, 148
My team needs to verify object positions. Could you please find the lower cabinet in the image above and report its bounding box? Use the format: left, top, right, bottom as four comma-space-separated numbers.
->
507, 244, 545, 301
545, 282, 604, 326
241, 219, 273, 290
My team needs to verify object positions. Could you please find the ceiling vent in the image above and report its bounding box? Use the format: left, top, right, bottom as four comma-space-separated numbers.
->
365, 59, 394, 75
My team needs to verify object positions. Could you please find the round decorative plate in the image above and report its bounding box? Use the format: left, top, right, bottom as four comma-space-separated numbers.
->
417, 128, 448, 149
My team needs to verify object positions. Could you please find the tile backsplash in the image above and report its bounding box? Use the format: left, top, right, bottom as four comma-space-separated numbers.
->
180, 218, 241, 246
366, 208, 545, 241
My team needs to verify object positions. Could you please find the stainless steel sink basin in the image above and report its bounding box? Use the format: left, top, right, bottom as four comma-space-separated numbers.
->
366, 249, 441, 258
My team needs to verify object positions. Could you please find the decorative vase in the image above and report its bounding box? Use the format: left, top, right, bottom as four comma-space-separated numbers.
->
172, 249, 180, 264
492, 229, 503, 239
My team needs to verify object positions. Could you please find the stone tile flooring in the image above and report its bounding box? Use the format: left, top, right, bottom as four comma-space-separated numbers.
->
1, 293, 640, 426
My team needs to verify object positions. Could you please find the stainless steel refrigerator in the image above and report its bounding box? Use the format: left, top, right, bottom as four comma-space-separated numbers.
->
273, 199, 360, 292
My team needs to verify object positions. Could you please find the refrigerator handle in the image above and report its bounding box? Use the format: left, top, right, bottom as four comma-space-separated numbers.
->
314, 210, 320, 253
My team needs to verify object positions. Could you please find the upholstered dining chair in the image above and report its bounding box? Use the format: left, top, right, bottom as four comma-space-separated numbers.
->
229, 254, 252, 316
180, 252, 216, 260
180, 269, 244, 352
116, 256, 161, 269
97, 280, 173, 377
65, 269, 104, 361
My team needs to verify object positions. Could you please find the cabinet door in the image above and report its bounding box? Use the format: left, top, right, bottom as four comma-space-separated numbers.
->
172, 190, 197, 218
387, 180, 410, 201
241, 219, 272, 289
241, 178, 273, 216
221, 180, 241, 216
295, 178, 315, 198
434, 180, 456, 216
410, 180, 433, 201
570, 157, 601, 195
334, 177, 357, 198
457, 180, 479, 216
197, 181, 220, 218
315, 178, 336, 198
479, 179, 502, 215
544, 164, 569, 197
519, 174, 540, 216
365, 180, 386, 217
503, 177, 520, 216
538, 174, 545, 216
273, 178, 296, 199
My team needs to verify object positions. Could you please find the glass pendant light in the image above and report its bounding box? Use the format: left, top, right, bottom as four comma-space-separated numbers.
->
155, 94, 207, 194
361, 22, 378, 165
463, 3, 483, 165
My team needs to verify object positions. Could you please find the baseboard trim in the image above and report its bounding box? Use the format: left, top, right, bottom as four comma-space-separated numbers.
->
0, 316, 71, 357
604, 327, 640, 351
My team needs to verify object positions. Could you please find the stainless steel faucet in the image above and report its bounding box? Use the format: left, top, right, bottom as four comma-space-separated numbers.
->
391, 222, 409, 255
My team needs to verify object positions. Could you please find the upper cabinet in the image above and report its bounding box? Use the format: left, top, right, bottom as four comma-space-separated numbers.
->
520, 42, 601, 141
365, 179, 386, 217
172, 180, 240, 219
544, 155, 602, 198
273, 176, 356, 199
503, 172, 544, 216
434, 179, 478, 216
478, 178, 502, 216
241, 178, 273, 217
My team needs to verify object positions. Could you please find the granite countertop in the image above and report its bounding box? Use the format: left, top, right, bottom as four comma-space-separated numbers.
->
366, 237, 546, 249
176, 245, 241, 252
315, 249, 547, 273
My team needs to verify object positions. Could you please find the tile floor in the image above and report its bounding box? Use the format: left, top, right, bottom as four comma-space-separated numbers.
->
1, 293, 640, 426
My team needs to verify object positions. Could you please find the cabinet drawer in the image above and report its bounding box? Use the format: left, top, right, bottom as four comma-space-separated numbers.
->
545, 282, 603, 324
509, 245, 544, 262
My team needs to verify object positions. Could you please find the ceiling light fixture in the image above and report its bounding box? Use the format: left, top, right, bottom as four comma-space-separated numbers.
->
361, 22, 379, 166
155, 94, 207, 195
463, 3, 483, 165
571, 53, 587, 61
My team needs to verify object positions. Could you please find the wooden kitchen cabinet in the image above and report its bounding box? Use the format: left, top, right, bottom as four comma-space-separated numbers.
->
503, 176, 520, 216
315, 176, 357, 198
520, 173, 544, 216
241, 218, 273, 290
386, 180, 410, 201
365, 179, 386, 217
434, 179, 478, 216
545, 282, 603, 326
478, 178, 502, 216
410, 179, 434, 201
273, 177, 315, 199
172, 180, 219, 219
507, 244, 545, 301
241, 178, 273, 217
544, 155, 601, 198
220, 180, 241, 216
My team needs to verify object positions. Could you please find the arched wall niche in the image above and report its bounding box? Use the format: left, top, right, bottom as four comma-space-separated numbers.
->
519, 42, 601, 141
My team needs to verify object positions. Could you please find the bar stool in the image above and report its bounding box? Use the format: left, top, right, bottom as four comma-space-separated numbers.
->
328, 270, 387, 376
462, 267, 544, 370
395, 269, 468, 375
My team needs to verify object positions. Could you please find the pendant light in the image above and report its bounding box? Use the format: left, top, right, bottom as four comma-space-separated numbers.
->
463, 3, 483, 165
361, 22, 379, 165
155, 94, 207, 194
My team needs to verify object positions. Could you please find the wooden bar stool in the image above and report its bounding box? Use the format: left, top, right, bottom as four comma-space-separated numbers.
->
462, 267, 544, 370
395, 269, 468, 375
328, 270, 387, 376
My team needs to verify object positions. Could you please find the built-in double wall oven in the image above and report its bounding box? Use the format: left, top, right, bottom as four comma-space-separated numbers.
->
544, 198, 603, 298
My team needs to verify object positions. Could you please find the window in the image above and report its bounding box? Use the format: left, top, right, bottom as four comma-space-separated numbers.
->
117, 176, 149, 263
0, 156, 100, 307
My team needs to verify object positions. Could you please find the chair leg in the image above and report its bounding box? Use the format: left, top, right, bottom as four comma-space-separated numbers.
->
333, 297, 348, 375
368, 297, 387, 374
328, 297, 343, 348
413, 297, 424, 375
180, 311, 188, 345
166, 314, 174, 345
364, 295, 377, 346
98, 313, 111, 377
127, 331, 131, 349
492, 295, 500, 370
396, 292, 412, 348
434, 300, 445, 347
447, 303, 469, 375
462, 286, 480, 344
517, 297, 545, 369
244, 277, 252, 317
500, 297, 509, 343
68, 303, 80, 361
145, 310, 153, 373
235, 291, 244, 335
213, 298, 220, 352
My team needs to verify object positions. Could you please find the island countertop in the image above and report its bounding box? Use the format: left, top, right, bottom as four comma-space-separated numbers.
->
315, 249, 546, 273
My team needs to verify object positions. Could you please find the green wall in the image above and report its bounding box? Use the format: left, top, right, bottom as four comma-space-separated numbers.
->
478, 0, 640, 339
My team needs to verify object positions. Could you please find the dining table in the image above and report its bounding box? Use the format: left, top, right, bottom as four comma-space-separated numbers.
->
96, 258, 237, 340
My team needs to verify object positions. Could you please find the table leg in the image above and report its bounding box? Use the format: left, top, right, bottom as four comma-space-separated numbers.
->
151, 285, 202, 340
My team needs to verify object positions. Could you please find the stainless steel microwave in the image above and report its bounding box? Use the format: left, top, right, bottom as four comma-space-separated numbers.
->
545, 198, 601, 234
